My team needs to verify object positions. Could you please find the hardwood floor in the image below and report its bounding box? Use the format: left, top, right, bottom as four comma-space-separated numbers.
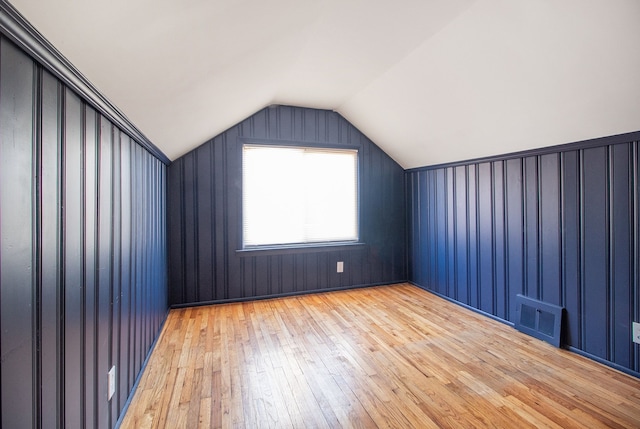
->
120, 284, 640, 428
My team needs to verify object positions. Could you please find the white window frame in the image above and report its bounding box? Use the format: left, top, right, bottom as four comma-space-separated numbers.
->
242, 143, 359, 248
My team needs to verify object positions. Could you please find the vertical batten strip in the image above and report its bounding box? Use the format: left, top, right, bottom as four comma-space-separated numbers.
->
142, 150, 148, 351
453, 168, 460, 302
129, 144, 137, 385
522, 158, 529, 298
473, 163, 484, 311
411, 173, 418, 284
222, 134, 230, 299
434, 170, 440, 293
210, 143, 216, 301
519, 158, 526, 300
55, 75, 64, 428
449, 168, 456, 297
1, 38, 4, 427
111, 128, 121, 416
79, 105, 87, 426
578, 148, 585, 351
92, 110, 101, 429
58, 79, 67, 429
560, 152, 566, 310
499, 161, 507, 319
444, 168, 450, 296
556, 153, 562, 307
504, 162, 511, 320
33, 61, 43, 429
634, 141, 639, 372
193, 151, 200, 303
414, 172, 425, 288
178, 159, 186, 302
424, 170, 430, 287
607, 144, 614, 362
212, 140, 220, 300
466, 165, 472, 305
81, 101, 90, 429
537, 155, 543, 301
536, 155, 542, 301
418, 172, 423, 287
628, 142, 635, 370
490, 162, 497, 316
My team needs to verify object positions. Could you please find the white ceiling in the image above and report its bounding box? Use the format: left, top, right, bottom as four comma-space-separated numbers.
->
10, 0, 640, 168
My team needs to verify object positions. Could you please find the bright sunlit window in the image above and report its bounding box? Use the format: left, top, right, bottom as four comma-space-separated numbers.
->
242, 144, 358, 247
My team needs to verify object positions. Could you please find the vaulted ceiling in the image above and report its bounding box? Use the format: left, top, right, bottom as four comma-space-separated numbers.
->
10, 0, 640, 168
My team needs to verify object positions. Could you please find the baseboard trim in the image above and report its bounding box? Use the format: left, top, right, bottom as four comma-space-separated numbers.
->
170, 280, 408, 309
114, 308, 171, 428
408, 281, 515, 328
566, 346, 640, 379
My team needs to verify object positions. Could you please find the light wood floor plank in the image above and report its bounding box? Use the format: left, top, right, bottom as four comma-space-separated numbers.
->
120, 283, 640, 428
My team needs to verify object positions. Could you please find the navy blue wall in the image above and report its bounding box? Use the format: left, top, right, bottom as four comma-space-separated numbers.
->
0, 35, 168, 428
407, 132, 640, 374
168, 105, 406, 305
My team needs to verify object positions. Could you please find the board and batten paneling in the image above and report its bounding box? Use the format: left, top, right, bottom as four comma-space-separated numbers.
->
406, 131, 640, 376
0, 36, 168, 428
168, 105, 407, 305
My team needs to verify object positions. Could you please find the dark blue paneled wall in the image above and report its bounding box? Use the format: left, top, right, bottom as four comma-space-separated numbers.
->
168, 105, 406, 305
0, 36, 168, 428
407, 132, 640, 374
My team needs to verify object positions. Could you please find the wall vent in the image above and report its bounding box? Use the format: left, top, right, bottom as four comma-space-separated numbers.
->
515, 295, 564, 347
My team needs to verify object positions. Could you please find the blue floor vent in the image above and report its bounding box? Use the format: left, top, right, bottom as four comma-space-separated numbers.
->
515, 295, 564, 347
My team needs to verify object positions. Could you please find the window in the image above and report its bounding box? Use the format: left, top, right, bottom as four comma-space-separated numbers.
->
242, 144, 358, 247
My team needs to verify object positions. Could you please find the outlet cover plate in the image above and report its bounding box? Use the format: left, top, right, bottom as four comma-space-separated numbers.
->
108, 366, 116, 400
337, 261, 344, 273
633, 322, 640, 345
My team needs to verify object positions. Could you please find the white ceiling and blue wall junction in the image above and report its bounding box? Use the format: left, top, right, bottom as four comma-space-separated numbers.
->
11, 0, 640, 168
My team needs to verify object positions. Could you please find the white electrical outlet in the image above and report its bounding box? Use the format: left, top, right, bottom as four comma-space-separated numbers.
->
108, 366, 116, 400
337, 261, 344, 273
633, 322, 640, 345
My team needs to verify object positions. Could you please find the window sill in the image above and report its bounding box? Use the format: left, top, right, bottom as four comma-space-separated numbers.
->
236, 242, 367, 257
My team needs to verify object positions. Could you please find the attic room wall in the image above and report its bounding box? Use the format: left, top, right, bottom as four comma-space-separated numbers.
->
168, 105, 406, 305
0, 36, 168, 428
406, 131, 640, 376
